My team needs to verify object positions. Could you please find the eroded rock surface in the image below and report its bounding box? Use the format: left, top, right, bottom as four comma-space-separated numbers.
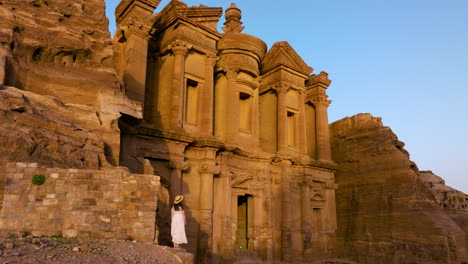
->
0, 0, 141, 165
420, 170, 468, 234
0, 87, 107, 169
330, 113, 468, 264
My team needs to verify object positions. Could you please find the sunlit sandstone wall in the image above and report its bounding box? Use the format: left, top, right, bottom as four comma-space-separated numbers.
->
0, 162, 160, 242
330, 114, 468, 264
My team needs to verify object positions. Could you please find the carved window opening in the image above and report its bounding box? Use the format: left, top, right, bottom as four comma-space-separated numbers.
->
287, 111, 296, 146
184, 78, 198, 125
236, 194, 253, 249
239, 92, 252, 132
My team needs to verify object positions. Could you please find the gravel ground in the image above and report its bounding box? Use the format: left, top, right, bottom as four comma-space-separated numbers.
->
0, 235, 184, 264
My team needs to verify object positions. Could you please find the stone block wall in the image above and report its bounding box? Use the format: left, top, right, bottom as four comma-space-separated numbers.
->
0, 162, 160, 242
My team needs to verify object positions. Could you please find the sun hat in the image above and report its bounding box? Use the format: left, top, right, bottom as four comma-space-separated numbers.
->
174, 195, 184, 204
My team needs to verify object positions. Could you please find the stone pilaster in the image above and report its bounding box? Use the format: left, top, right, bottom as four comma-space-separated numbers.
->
274, 83, 290, 153
280, 161, 292, 260
168, 40, 192, 130
306, 71, 332, 161
200, 54, 217, 136
312, 97, 332, 161
114, 0, 160, 107
299, 176, 312, 251
225, 68, 239, 144
121, 29, 151, 106
198, 163, 220, 262
298, 90, 307, 155
168, 159, 189, 199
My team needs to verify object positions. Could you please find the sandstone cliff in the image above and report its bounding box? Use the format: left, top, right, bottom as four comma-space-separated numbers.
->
0, 0, 141, 166
420, 170, 468, 235
330, 113, 468, 264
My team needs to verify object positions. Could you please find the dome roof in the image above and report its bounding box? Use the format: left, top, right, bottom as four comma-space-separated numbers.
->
218, 32, 267, 61
218, 3, 267, 61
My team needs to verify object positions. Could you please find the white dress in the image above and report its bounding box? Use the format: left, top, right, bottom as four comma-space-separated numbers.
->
171, 208, 188, 244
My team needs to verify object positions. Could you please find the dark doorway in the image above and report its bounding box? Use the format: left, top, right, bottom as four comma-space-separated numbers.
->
236, 194, 252, 249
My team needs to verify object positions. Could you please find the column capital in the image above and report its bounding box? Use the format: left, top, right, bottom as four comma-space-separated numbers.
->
222, 67, 239, 79
308, 95, 332, 107
168, 159, 189, 170
168, 40, 192, 56
297, 175, 312, 186
198, 163, 221, 175
205, 53, 219, 67
325, 179, 338, 189
273, 82, 290, 94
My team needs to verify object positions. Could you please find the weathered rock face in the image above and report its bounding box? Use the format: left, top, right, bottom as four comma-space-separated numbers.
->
0, 87, 107, 169
330, 113, 468, 264
0, 0, 142, 166
0, 0, 113, 100
420, 170, 468, 234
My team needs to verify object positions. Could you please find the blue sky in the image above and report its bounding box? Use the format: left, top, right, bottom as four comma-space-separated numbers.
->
105, 0, 468, 193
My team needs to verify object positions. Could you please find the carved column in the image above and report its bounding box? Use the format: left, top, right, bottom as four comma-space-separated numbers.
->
306, 71, 332, 161
225, 68, 239, 144
299, 176, 312, 251
169, 40, 192, 130
280, 161, 292, 260
198, 163, 220, 261
313, 97, 332, 161
298, 90, 307, 155
275, 84, 289, 153
323, 179, 338, 233
168, 159, 189, 200
200, 54, 217, 136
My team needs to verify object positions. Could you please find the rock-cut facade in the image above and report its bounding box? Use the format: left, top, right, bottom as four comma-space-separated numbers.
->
114, 0, 338, 262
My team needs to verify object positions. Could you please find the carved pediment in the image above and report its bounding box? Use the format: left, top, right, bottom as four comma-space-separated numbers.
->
260, 41, 313, 76
310, 191, 325, 209
231, 171, 253, 189
311, 193, 325, 202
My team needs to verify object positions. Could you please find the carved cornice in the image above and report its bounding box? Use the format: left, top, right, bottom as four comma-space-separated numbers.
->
117, 16, 153, 40
306, 71, 332, 89
151, 1, 222, 39
116, 0, 160, 23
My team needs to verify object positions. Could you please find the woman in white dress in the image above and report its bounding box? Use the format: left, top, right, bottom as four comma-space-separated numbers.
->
171, 195, 188, 248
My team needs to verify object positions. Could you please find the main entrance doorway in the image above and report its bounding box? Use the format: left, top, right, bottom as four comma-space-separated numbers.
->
236, 194, 252, 249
